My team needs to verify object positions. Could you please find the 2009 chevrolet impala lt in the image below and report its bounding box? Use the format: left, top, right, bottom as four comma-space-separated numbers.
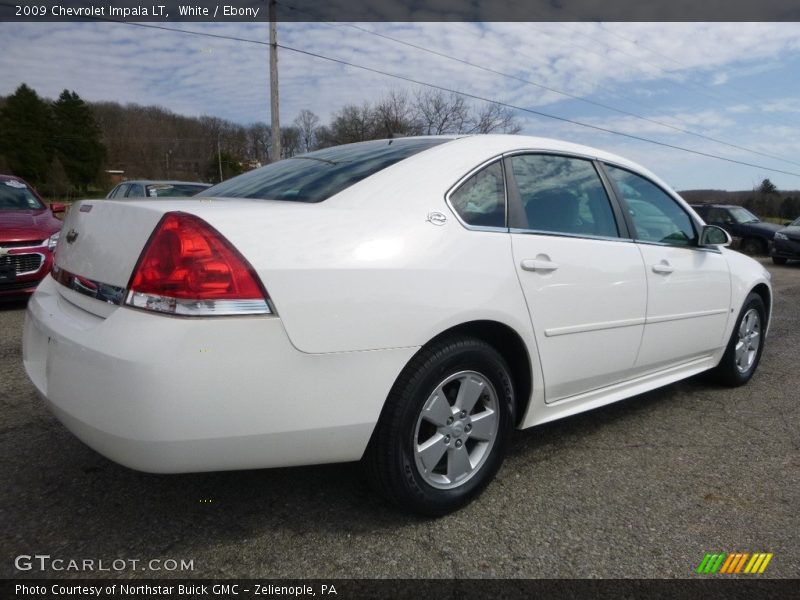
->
23, 135, 771, 515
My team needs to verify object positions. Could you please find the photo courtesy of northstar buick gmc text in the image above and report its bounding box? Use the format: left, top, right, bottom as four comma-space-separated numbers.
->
23, 134, 771, 516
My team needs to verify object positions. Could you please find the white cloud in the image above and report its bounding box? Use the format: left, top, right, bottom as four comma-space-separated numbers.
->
1, 21, 800, 189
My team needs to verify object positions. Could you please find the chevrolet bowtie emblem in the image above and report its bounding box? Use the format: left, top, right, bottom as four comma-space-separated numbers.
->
65, 229, 79, 244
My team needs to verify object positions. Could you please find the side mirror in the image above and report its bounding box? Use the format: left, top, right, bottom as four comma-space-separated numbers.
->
784, 221, 792, 227
700, 224, 732, 247
50, 202, 66, 214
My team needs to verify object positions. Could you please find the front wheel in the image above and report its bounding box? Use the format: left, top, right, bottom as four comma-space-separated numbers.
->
364, 337, 515, 516
772, 256, 788, 265
711, 292, 766, 386
741, 237, 766, 255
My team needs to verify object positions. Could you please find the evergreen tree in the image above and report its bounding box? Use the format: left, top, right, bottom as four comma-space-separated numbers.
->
52, 90, 106, 192
0, 84, 54, 184
757, 178, 778, 195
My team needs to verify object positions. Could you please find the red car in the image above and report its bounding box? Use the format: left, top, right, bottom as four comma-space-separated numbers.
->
0, 175, 64, 299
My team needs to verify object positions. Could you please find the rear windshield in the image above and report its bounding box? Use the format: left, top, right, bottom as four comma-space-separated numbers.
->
198, 138, 449, 203
146, 184, 209, 197
0, 179, 44, 210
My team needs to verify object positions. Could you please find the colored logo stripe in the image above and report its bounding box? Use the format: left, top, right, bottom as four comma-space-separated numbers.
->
698, 552, 773, 574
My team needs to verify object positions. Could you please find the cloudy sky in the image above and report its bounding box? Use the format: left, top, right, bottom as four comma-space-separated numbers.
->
2, 21, 800, 190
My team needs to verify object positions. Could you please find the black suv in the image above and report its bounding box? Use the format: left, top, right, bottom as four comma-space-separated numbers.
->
690, 204, 782, 255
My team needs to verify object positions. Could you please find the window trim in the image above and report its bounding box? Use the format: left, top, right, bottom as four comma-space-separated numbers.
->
597, 161, 714, 252
502, 150, 630, 242
444, 155, 509, 233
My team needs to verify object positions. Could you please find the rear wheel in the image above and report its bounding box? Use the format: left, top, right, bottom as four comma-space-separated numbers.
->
711, 292, 766, 386
365, 337, 514, 516
772, 256, 788, 265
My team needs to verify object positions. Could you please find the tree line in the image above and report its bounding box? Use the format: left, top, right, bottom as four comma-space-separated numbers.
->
681, 178, 800, 221
0, 84, 520, 198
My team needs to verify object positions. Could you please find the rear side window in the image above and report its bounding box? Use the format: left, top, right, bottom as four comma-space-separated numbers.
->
449, 161, 505, 228
605, 165, 697, 246
199, 138, 449, 203
510, 154, 619, 238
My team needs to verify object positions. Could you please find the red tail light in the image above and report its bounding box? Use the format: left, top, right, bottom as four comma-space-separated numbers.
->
125, 212, 271, 316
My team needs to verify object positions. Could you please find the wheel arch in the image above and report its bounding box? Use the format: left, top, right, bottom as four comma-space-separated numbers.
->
410, 320, 533, 427
751, 282, 772, 323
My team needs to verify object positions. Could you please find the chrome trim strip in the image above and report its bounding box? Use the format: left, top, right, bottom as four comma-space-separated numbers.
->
634, 239, 722, 254
51, 265, 126, 305
646, 308, 729, 325
125, 291, 272, 317
509, 228, 633, 243
0, 242, 46, 250
544, 317, 646, 337
544, 308, 729, 337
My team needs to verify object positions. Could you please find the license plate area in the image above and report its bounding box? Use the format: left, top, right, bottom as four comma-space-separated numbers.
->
0, 263, 16, 282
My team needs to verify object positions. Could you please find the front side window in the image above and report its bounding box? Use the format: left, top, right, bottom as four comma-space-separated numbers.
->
449, 161, 505, 228
605, 165, 697, 246
510, 154, 619, 238
111, 184, 130, 198
126, 184, 145, 197
705, 207, 732, 224
199, 138, 449, 203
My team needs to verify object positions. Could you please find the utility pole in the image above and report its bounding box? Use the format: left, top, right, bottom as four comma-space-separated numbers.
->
217, 137, 223, 182
269, 0, 281, 162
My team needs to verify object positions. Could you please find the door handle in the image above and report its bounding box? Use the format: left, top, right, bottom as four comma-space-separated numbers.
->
651, 261, 674, 274
521, 259, 559, 272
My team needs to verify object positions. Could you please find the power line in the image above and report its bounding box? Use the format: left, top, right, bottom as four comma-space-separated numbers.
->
38, 17, 800, 179
331, 21, 800, 168
524, 20, 797, 132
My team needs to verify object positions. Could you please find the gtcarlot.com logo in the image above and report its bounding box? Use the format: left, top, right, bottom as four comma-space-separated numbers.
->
14, 554, 195, 572
696, 552, 773, 574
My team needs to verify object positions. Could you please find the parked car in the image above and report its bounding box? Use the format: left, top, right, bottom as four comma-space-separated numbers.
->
23, 136, 771, 515
771, 216, 800, 264
106, 180, 211, 199
690, 203, 782, 255
0, 175, 64, 299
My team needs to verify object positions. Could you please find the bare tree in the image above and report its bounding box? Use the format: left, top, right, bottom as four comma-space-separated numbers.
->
246, 123, 270, 164
293, 109, 321, 152
374, 89, 421, 138
413, 89, 469, 135
466, 102, 521, 134
321, 102, 380, 146
281, 126, 301, 158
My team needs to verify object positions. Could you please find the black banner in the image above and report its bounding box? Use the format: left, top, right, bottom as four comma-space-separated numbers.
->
3, 579, 799, 600
1, 0, 800, 22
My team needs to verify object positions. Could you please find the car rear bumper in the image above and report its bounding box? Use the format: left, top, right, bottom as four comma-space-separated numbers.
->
23, 275, 416, 473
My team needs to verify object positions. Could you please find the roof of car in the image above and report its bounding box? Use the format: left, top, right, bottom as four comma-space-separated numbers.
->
0, 174, 27, 183
690, 203, 738, 208
117, 180, 211, 186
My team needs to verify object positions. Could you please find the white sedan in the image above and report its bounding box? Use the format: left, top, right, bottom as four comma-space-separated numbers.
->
23, 135, 771, 515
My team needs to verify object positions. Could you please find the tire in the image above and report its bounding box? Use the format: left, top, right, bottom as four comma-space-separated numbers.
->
772, 256, 788, 265
741, 238, 766, 255
711, 292, 766, 387
364, 336, 515, 516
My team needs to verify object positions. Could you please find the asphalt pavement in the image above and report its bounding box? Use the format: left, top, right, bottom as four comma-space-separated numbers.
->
1, 257, 797, 579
